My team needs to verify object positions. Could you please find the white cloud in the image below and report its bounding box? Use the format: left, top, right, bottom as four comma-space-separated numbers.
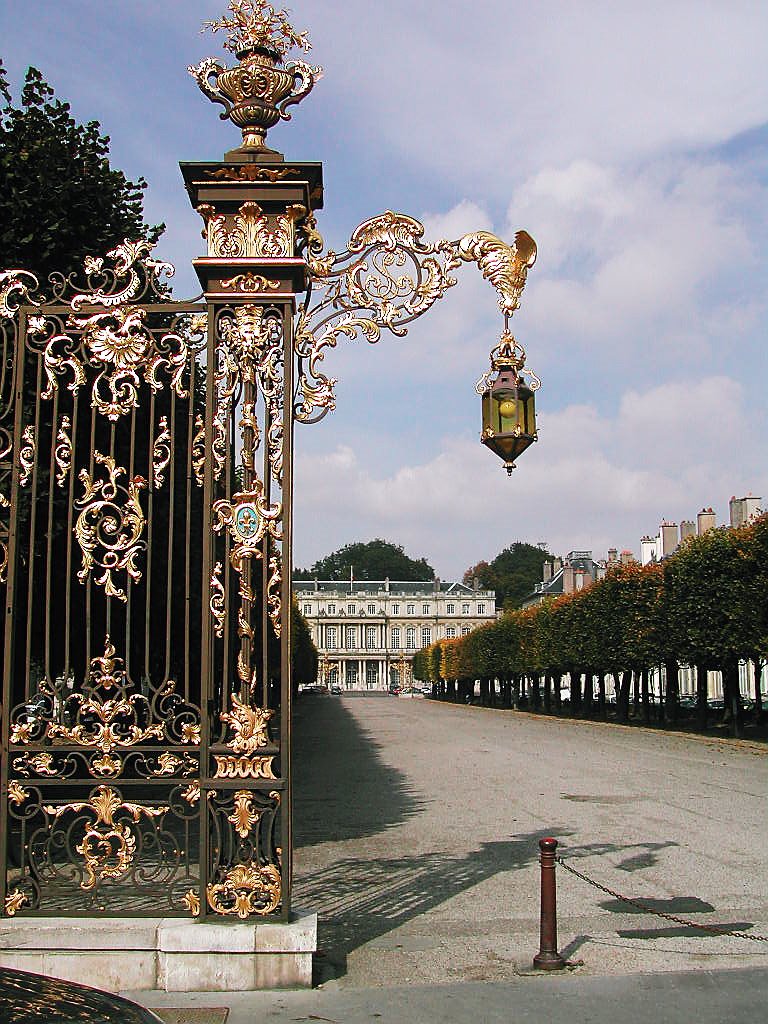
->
294, 375, 767, 577
312, 2, 768, 192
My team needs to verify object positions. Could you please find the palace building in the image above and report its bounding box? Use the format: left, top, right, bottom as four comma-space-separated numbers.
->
293, 579, 497, 691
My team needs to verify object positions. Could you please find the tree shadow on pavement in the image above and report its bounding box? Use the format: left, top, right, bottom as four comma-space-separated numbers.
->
294, 833, 562, 980
293, 694, 426, 847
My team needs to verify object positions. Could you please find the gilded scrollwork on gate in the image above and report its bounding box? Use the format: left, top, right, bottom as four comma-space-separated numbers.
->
68, 306, 190, 421
221, 692, 274, 753
192, 413, 206, 487
70, 240, 174, 311
152, 416, 172, 488
267, 552, 282, 638
210, 560, 226, 638
55, 414, 72, 487
18, 426, 36, 488
74, 452, 147, 602
43, 786, 169, 892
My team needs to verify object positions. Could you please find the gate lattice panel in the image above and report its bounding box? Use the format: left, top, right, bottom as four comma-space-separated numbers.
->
0, 242, 289, 920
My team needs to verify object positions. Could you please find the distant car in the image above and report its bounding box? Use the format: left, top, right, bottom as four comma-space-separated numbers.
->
330, 684, 342, 695
389, 685, 402, 695
0, 966, 163, 1023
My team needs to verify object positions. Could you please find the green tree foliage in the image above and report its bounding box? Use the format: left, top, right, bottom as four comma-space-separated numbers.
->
295, 538, 435, 582
463, 541, 552, 609
0, 62, 163, 283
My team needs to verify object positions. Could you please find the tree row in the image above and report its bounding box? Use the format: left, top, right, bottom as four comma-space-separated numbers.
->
413, 516, 768, 737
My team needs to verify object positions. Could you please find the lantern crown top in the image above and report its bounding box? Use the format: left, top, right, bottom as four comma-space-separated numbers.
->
491, 331, 527, 372
202, 1, 312, 59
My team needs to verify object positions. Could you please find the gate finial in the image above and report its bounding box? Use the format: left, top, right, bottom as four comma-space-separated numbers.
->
188, 2, 323, 157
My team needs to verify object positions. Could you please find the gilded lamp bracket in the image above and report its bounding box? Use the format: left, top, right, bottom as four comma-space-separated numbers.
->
293, 211, 538, 423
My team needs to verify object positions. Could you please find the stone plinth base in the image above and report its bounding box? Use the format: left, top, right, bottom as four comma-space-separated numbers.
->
0, 911, 316, 991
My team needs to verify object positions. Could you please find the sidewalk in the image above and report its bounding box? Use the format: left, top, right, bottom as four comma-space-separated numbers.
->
128, 966, 768, 1024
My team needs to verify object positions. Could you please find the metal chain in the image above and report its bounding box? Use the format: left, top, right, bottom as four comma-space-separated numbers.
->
556, 856, 768, 943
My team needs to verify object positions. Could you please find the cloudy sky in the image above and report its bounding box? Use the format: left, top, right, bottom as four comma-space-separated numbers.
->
2, 1, 767, 578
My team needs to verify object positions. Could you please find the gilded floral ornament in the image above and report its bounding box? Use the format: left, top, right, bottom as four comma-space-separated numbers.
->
63, 306, 190, 421
70, 240, 174, 311
44, 786, 168, 892
221, 693, 274, 753
198, 201, 302, 260
74, 453, 147, 603
55, 415, 72, 488
12, 752, 57, 777
0, 269, 39, 318
210, 561, 227, 639
207, 861, 281, 918
18, 426, 35, 488
90, 635, 125, 691
228, 790, 264, 838
152, 416, 172, 489
4, 889, 28, 917
7, 781, 29, 807
192, 414, 206, 488
202, 1, 311, 59
183, 889, 201, 916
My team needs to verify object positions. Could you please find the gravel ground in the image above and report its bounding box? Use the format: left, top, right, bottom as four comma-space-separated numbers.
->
292, 693, 768, 987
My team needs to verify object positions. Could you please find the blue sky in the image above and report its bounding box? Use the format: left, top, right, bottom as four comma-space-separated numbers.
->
2, 1, 767, 578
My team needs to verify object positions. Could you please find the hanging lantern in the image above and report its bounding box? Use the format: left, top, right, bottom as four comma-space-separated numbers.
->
477, 331, 540, 475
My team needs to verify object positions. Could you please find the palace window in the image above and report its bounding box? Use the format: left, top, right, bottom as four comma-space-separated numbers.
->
461, 626, 471, 636
421, 627, 431, 647
446, 626, 456, 639
368, 603, 376, 614
422, 603, 430, 615
328, 603, 336, 614
366, 625, 377, 650
391, 627, 401, 649
326, 626, 338, 649
478, 603, 485, 614
447, 603, 455, 614
345, 625, 357, 650
407, 603, 415, 614
406, 627, 416, 650
347, 603, 355, 615
303, 604, 311, 615
462, 603, 470, 615
392, 603, 400, 615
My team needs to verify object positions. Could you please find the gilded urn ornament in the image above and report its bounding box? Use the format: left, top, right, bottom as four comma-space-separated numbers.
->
189, 1, 322, 156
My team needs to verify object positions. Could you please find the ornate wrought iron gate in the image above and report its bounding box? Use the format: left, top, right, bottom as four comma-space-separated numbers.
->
0, 214, 299, 920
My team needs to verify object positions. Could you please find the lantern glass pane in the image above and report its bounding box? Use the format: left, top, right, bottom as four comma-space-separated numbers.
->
524, 393, 536, 433
497, 392, 519, 433
482, 392, 494, 434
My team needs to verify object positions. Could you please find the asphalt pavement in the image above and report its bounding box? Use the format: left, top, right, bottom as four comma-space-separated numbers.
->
127, 694, 768, 1020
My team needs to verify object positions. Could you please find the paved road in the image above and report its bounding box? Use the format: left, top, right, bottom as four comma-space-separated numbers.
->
291, 693, 768, 987
135, 967, 768, 1024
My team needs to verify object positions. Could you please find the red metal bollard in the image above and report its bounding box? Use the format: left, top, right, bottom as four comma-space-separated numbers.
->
533, 837, 567, 970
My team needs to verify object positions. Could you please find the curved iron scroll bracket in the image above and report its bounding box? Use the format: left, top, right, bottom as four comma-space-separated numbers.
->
293, 210, 537, 423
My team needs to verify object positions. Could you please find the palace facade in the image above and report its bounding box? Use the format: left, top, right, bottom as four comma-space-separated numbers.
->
294, 579, 497, 691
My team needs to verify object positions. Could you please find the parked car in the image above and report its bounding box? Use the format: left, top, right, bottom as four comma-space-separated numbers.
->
330, 684, 342, 695
388, 685, 402, 695
0, 966, 163, 1023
